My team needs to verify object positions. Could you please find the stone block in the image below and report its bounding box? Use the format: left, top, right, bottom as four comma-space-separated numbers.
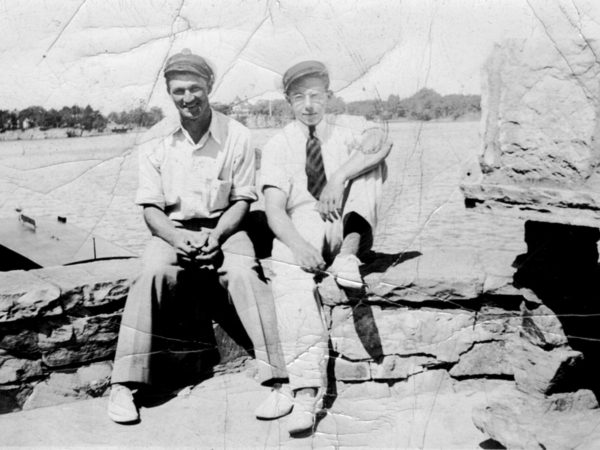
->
334, 358, 371, 381
330, 305, 514, 363
366, 247, 517, 303
370, 355, 437, 380
0, 351, 44, 384
0, 270, 61, 322
0, 384, 32, 414
0, 329, 41, 357
41, 344, 115, 368
22, 372, 82, 410
35, 259, 138, 310
450, 341, 513, 378
473, 387, 600, 450
392, 369, 454, 397
520, 303, 568, 348
462, 37, 600, 227
509, 338, 583, 395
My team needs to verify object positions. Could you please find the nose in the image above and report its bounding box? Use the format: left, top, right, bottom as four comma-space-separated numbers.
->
304, 95, 314, 110
182, 90, 194, 103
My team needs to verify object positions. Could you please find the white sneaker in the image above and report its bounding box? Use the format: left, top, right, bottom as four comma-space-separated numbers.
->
255, 384, 294, 420
329, 254, 364, 288
107, 384, 139, 424
287, 389, 324, 436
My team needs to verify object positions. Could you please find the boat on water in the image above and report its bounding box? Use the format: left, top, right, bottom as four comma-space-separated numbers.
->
0, 213, 135, 271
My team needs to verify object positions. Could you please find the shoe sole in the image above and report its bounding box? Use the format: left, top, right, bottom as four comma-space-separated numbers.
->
108, 407, 139, 424
334, 276, 363, 289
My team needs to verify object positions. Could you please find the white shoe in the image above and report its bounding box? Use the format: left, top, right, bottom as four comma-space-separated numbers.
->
107, 384, 139, 424
329, 254, 364, 289
287, 389, 324, 436
255, 384, 294, 420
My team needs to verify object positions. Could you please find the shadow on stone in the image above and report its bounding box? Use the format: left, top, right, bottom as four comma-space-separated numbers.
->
513, 221, 600, 396
479, 438, 506, 449
361, 250, 422, 275
146, 267, 255, 404
351, 302, 384, 363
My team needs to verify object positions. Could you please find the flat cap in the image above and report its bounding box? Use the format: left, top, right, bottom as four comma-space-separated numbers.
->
163, 48, 215, 85
282, 60, 329, 93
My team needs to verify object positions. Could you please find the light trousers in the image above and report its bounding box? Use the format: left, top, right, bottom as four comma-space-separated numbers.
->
269, 164, 385, 390
112, 230, 287, 386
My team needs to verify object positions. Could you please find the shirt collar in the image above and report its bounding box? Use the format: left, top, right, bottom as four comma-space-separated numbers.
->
295, 114, 332, 140
172, 108, 224, 147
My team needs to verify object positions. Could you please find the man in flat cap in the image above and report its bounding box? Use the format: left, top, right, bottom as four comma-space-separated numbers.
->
260, 60, 391, 435
107, 49, 288, 424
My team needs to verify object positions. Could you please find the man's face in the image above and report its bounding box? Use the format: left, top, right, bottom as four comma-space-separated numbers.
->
167, 72, 211, 121
287, 75, 330, 127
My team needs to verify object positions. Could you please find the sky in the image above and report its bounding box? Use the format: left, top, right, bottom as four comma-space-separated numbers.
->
1, 0, 599, 114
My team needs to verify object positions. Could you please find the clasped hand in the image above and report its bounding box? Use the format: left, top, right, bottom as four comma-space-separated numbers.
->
173, 229, 221, 267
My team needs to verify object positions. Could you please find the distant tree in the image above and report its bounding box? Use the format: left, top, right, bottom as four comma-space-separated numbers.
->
18, 106, 46, 128
326, 95, 346, 114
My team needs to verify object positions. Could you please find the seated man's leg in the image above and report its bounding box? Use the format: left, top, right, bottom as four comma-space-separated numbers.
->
217, 230, 287, 384
109, 236, 180, 423
328, 163, 386, 287
269, 208, 329, 433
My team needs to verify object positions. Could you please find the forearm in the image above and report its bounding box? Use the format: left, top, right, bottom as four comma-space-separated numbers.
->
211, 200, 250, 244
332, 140, 392, 184
143, 205, 179, 246
265, 205, 306, 250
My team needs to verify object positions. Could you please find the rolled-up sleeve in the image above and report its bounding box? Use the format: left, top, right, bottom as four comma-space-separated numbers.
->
258, 135, 290, 195
134, 141, 165, 208
229, 130, 258, 203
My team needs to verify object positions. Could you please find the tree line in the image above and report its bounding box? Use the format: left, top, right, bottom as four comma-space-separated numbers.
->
214, 88, 480, 125
1, 88, 479, 135
0, 105, 164, 133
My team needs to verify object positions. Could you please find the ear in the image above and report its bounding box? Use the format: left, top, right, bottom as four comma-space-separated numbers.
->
285, 93, 292, 105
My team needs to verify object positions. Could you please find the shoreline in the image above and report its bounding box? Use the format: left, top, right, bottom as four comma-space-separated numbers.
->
0, 117, 480, 143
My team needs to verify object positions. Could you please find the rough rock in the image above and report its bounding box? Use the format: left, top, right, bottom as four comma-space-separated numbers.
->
334, 358, 371, 381
520, 303, 569, 348
371, 355, 438, 380
462, 37, 600, 227
366, 247, 518, 303
0, 329, 41, 357
0, 383, 33, 414
508, 338, 583, 395
22, 361, 113, 410
330, 305, 519, 362
0, 351, 44, 384
450, 341, 513, 378
41, 344, 115, 368
35, 259, 137, 309
473, 388, 600, 449
0, 270, 61, 322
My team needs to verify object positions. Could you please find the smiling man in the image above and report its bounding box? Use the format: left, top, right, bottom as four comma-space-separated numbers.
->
107, 49, 287, 424
260, 60, 391, 435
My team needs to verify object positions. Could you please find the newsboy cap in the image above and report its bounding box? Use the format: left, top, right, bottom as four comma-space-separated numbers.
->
163, 48, 215, 86
282, 60, 329, 93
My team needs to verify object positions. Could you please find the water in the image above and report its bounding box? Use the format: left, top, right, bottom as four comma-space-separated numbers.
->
0, 122, 525, 257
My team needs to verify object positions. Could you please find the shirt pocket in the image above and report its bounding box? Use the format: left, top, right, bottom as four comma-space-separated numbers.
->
208, 179, 232, 212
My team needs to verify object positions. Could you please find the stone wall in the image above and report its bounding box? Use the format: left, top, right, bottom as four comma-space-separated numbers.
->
0, 260, 137, 413
461, 37, 600, 228
1, 244, 593, 449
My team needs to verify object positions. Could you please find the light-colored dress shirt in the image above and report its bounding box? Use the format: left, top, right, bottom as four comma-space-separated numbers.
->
259, 114, 377, 214
135, 110, 257, 221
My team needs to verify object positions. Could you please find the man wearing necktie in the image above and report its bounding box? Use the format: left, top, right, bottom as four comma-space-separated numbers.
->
260, 60, 391, 435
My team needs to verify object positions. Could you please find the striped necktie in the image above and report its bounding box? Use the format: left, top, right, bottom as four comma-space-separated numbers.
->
306, 125, 327, 199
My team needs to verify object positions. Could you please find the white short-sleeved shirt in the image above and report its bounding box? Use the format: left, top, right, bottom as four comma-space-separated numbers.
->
135, 110, 256, 221
259, 114, 377, 214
